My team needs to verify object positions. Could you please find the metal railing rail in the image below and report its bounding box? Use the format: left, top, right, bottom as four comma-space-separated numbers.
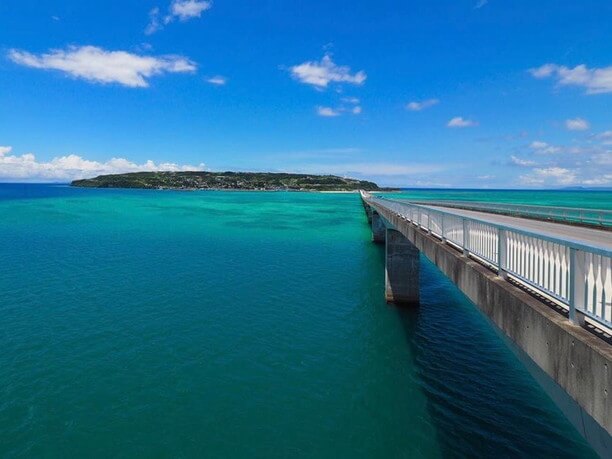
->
360, 191, 612, 332
385, 199, 612, 229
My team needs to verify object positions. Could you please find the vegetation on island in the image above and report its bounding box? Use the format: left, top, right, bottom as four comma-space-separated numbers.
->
71, 171, 385, 191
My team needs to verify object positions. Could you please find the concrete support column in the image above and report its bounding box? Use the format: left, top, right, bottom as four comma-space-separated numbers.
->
371, 212, 386, 243
364, 204, 373, 224
385, 229, 420, 305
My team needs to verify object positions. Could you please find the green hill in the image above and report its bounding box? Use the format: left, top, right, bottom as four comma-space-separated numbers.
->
71, 171, 383, 191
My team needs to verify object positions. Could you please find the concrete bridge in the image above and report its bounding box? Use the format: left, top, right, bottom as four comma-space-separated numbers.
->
360, 191, 611, 457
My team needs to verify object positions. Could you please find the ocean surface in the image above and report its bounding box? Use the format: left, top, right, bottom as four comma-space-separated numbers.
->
380, 188, 612, 209
0, 184, 605, 458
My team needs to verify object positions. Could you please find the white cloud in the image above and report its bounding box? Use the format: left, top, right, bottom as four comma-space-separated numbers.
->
316, 104, 362, 117
406, 98, 439, 111
170, 0, 212, 20
0, 146, 12, 156
518, 154, 612, 186
565, 117, 590, 131
582, 175, 612, 186
8, 46, 196, 88
595, 130, 612, 145
592, 152, 612, 166
597, 130, 612, 139
206, 75, 227, 85
475, 0, 488, 8
290, 54, 366, 88
512, 133, 612, 187
447, 117, 478, 128
0, 149, 206, 182
146, 0, 212, 34
317, 106, 340, 117
510, 155, 537, 167
145, 7, 163, 35
530, 63, 557, 78
529, 140, 561, 154
530, 63, 612, 94
339, 97, 362, 114
521, 167, 577, 186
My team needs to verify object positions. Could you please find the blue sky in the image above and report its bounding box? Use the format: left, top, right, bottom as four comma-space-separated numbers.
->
0, 0, 611, 187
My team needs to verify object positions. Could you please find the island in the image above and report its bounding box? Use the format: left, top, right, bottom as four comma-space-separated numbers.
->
71, 171, 386, 192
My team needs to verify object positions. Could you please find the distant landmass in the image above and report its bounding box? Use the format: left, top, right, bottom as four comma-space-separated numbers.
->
560, 186, 612, 191
71, 171, 385, 191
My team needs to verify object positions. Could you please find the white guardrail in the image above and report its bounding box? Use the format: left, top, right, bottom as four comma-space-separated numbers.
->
362, 193, 612, 332
402, 200, 612, 228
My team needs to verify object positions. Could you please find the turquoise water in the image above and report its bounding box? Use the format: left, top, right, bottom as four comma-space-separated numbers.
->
0, 185, 599, 458
380, 189, 612, 210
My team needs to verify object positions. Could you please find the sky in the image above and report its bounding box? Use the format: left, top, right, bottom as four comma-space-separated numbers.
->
0, 0, 611, 188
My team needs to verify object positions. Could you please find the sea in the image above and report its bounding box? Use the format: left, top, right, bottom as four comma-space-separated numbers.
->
1, 183, 608, 458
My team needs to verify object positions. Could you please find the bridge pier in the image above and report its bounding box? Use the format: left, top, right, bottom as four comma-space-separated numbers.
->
385, 228, 420, 305
363, 200, 373, 224
371, 212, 386, 243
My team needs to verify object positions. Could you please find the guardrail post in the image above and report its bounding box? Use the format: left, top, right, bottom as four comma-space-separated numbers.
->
497, 228, 507, 279
426, 209, 431, 233
441, 213, 446, 242
568, 248, 586, 325
462, 218, 469, 256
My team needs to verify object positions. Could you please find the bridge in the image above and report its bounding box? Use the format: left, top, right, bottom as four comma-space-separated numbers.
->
360, 191, 611, 457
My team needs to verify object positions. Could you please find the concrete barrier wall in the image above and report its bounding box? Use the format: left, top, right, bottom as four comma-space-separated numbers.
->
367, 200, 612, 456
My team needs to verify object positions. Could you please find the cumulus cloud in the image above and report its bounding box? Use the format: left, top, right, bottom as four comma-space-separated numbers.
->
530, 64, 557, 78
8, 46, 196, 88
530, 140, 560, 154
529, 63, 612, 94
447, 117, 478, 128
520, 167, 612, 187
565, 117, 590, 131
290, 54, 366, 88
0, 146, 12, 156
146, 0, 212, 34
316, 103, 362, 117
582, 175, 612, 186
206, 75, 227, 85
145, 7, 163, 34
406, 98, 439, 111
338, 97, 362, 115
341, 97, 360, 104
0, 148, 206, 182
517, 144, 612, 186
510, 155, 537, 167
170, 0, 211, 20
317, 106, 340, 117
592, 153, 612, 166
521, 167, 577, 186
595, 130, 612, 145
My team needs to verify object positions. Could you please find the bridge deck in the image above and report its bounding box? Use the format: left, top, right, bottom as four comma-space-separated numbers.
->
420, 204, 611, 251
